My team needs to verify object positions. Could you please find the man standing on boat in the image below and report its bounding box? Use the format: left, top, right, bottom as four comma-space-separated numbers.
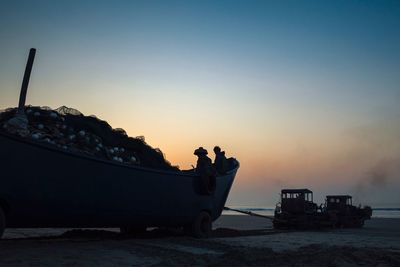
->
213, 146, 228, 175
194, 147, 216, 194
194, 147, 214, 175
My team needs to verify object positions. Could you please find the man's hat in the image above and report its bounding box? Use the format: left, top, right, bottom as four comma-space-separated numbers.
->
194, 147, 208, 155
213, 146, 221, 153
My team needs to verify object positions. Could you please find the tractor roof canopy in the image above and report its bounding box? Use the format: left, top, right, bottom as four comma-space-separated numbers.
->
281, 189, 313, 202
282, 189, 312, 194
326, 195, 352, 199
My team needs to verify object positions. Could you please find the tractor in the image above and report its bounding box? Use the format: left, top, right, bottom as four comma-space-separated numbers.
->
273, 189, 334, 229
325, 195, 372, 228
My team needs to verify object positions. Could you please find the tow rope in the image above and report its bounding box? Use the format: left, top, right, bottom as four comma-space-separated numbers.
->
223, 207, 274, 220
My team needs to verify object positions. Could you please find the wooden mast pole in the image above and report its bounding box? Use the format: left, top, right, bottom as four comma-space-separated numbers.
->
17, 48, 36, 114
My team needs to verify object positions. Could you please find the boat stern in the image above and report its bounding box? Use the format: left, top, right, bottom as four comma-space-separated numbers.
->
211, 159, 239, 221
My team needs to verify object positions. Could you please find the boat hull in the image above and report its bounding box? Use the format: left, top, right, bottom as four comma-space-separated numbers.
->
0, 133, 238, 228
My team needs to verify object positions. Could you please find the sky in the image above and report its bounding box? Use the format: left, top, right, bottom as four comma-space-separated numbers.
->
1, 0, 399, 207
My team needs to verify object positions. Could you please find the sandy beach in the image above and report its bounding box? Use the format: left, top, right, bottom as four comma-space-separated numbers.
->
1, 215, 399, 266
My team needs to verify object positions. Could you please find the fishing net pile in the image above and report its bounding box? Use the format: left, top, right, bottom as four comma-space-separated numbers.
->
0, 106, 179, 171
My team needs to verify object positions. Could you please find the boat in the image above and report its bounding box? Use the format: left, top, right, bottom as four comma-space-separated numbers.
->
0, 131, 239, 238
0, 48, 239, 238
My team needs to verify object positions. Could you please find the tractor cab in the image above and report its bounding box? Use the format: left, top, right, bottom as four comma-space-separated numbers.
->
325, 195, 372, 227
326, 195, 352, 214
278, 189, 317, 215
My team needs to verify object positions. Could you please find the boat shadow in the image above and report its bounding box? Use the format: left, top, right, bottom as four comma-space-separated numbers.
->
2, 227, 283, 241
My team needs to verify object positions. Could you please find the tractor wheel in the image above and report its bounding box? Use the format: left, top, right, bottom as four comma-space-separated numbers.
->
273, 219, 286, 229
355, 218, 365, 228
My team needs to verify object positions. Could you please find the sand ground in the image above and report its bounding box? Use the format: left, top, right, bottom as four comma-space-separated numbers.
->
1, 216, 399, 266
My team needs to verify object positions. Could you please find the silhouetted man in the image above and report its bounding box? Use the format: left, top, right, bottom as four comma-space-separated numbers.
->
194, 147, 214, 176
194, 147, 216, 194
213, 146, 227, 175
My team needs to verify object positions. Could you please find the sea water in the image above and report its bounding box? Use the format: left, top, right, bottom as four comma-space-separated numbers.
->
222, 206, 400, 218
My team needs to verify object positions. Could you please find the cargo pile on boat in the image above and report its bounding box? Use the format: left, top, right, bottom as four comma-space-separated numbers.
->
0, 106, 179, 171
